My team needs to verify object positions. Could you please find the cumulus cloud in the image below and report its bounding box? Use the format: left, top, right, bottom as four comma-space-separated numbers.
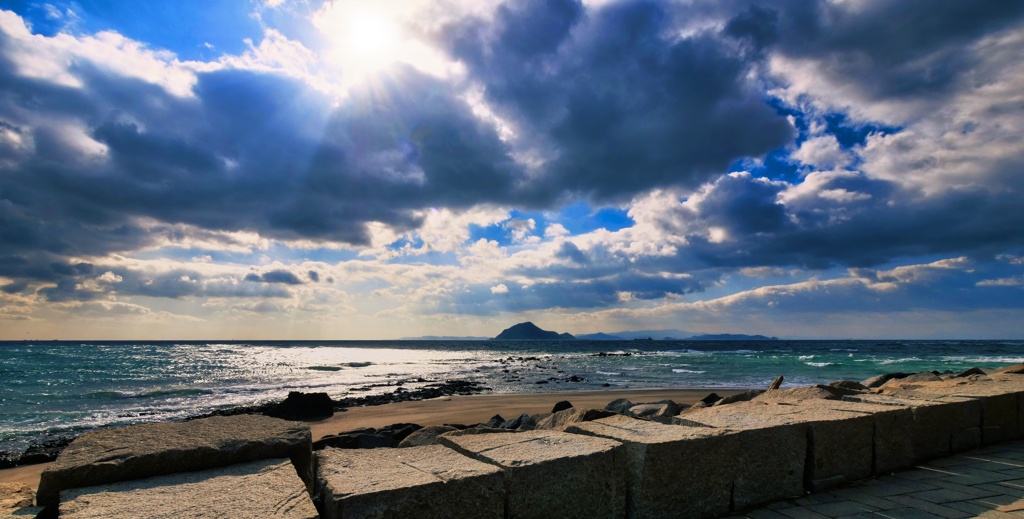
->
1, 2, 1023, 337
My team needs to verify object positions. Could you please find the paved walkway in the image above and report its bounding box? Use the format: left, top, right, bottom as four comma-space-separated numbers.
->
731, 440, 1024, 518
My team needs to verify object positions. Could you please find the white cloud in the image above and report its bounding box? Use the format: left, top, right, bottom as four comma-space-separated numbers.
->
792, 135, 852, 170
490, 283, 509, 294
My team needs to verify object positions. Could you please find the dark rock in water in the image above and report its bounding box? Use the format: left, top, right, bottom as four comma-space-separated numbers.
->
0, 450, 20, 469
604, 398, 634, 414
535, 380, 549, 384
500, 413, 533, 430
551, 400, 574, 413
861, 372, 907, 388
484, 414, 506, 428
713, 390, 764, 407
266, 391, 335, 421
955, 367, 987, 378
829, 380, 869, 391
699, 393, 722, 406
17, 436, 75, 466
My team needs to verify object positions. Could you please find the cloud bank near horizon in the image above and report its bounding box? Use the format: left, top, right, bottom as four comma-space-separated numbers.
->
0, 0, 1023, 339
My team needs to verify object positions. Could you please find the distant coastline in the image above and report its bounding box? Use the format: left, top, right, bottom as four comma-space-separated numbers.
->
400, 321, 779, 341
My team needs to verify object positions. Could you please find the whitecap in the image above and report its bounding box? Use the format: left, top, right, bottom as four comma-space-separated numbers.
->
805, 362, 835, 367
672, 369, 707, 374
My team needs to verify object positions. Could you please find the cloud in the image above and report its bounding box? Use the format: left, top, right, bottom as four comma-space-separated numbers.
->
444, 0, 795, 200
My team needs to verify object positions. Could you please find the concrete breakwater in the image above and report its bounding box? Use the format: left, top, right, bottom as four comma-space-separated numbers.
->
5, 365, 1024, 518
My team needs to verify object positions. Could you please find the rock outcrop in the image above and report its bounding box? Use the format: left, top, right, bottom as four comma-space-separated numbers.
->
59, 459, 317, 519
36, 414, 312, 510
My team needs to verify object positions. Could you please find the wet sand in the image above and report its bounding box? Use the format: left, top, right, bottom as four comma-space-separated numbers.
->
1, 387, 742, 490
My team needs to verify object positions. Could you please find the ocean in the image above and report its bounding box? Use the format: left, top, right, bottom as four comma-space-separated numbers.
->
2, 339, 1023, 456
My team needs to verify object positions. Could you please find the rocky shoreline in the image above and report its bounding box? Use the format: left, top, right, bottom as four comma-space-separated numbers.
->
0, 378, 490, 470
7, 362, 1024, 518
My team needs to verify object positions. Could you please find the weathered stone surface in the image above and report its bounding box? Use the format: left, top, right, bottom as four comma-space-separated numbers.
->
37, 414, 312, 509
439, 430, 624, 519
628, 401, 681, 420
995, 363, 1024, 374
680, 400, 875, 490
712, 389, 764, 406
59, 458, 316, 519
881, 378, 1020, 445
604, 398, 634, 414
862, 373, 906, 388
0, 483, 33, 510
830, 380, 869, 391
535, 408, 615, 431
398, 425, 459, 447
569, 414, 803, 517
316, 445, 503, 519
842, 393, 981, 462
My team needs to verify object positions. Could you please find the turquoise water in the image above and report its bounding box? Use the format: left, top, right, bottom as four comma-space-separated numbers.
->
2, 339, 1023, 453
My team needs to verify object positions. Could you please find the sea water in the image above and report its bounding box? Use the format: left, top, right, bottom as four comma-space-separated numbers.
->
2, 339, 1023, 454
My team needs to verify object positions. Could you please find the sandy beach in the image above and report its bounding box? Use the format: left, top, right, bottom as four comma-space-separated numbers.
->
0, 387, 742, 490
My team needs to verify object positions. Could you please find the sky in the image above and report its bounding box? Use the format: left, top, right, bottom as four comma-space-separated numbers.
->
1, 0, 1023, 340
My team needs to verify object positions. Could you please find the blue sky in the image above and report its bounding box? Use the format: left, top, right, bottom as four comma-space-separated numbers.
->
1, 0, 1023, 339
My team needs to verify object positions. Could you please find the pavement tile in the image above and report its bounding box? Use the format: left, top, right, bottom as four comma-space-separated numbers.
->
979, 483, 1024, 498
776, 508, 832, 519
997, 498, 1024, 512
943, 500, 1001, 515
945, 467, 1021, 486
799, 500, 878, 517
998, 479, 1024, 490
743, 509, 792, 519
796, 492, 848, 505
965, 455, 1024, 468
907, 488, 984, 504
927, 478, 1004, 498
870, 508, 944, 519
971, 493, 1023, 509
858, 477, 940, 496
884, 495, 975, 518
895, 467, 959, 481
839, 489, 903, 511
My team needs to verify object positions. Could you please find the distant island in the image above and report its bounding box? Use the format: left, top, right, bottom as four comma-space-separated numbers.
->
492, 322, 575, 340
484, 322, 777, 341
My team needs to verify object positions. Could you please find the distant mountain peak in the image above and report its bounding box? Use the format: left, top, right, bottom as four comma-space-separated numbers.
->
493, 322, 575, 340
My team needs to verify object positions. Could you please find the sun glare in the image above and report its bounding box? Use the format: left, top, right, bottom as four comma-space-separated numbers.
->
316, 5, 406, 86
314, 1, 457, 91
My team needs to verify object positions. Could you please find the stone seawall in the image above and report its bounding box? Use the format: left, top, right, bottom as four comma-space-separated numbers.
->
5, 365, 1024, 518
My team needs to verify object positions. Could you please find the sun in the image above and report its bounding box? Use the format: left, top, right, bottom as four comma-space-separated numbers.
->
316, 5, 407, 86
346, 13, 399, 60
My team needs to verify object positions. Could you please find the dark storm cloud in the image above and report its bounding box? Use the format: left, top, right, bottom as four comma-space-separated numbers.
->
646, 173, 1024, 271
446, 0, 794, 201
722, 0, 1024, 101
246, 269, 303, 285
